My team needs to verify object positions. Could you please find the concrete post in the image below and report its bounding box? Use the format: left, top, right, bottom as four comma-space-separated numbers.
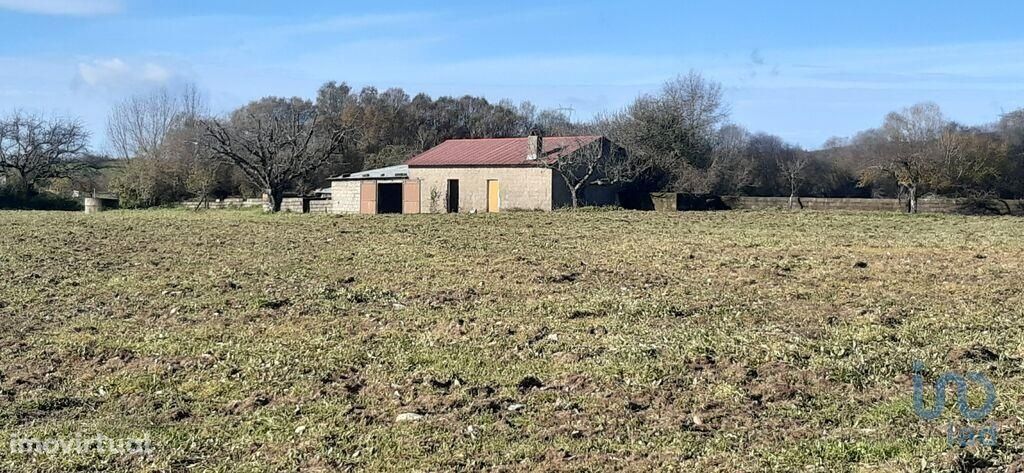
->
83, 197, 103, 213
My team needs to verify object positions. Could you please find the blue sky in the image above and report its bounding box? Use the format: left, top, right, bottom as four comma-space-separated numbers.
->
2, 0, 1024, 150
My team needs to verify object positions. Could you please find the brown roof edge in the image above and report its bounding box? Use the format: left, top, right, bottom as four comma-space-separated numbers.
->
328, 175, 410, 181
406, 163, 544, 168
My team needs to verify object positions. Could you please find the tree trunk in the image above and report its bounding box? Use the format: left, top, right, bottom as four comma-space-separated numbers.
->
907, 185, 918, 214
266, 188, 285, 213
10, 169, 35, 197
564, 179, 581, 209
193, 195, 208, 212
787, 178, 801, 210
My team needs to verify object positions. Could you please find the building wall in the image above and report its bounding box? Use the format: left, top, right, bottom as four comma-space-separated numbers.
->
331, 180, 361, 214
410, 167, 555, 213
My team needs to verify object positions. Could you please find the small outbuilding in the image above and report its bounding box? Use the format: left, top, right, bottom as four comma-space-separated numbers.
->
329, 164, 419, 214
329, 135, 619, 214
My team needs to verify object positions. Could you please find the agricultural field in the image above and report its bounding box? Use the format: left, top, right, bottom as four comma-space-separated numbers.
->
0, 209, 1022, 472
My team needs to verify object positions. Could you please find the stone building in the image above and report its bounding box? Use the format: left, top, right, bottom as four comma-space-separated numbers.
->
329, 135, 619, 214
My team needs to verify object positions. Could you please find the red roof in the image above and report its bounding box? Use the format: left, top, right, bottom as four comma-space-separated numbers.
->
405, 135, 603, 167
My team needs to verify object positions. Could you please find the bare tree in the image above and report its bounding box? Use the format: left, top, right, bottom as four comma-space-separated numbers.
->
200, 97, 351, 212
161, 120, 219, 209
0, 112, 89, 196
603, 71, 729, 191
934, 124, 1000, 194
178, 83, 205, 123
534, 135, 641, 209
777, 148, 811, 209
106, 84, 220, 207
691, 124, 754, 195
860, 102, 947, 213
107, 87, 189, 160
744, 133, 787, 196
538, 137, 607, 209
184, 158, 220, 210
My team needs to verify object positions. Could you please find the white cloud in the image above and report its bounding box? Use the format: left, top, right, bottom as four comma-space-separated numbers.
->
74, 58, 182, 94
140, 63, 172, 83
0, 0, 122, 16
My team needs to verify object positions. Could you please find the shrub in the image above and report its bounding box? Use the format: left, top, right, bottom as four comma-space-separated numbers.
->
109, 157, 189, 208
0, 187, 81, 210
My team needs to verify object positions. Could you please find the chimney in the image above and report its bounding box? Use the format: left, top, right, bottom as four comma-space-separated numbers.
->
527, 134, 543, 160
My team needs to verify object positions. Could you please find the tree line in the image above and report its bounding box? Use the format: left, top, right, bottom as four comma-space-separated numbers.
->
584, 74, 1024, 211
2, 72, 1024, 212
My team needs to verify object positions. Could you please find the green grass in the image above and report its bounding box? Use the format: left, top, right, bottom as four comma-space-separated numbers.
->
0, 209, 1022, 471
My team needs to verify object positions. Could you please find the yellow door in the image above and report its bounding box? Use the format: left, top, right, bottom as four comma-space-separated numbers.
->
487, 180, 500, 213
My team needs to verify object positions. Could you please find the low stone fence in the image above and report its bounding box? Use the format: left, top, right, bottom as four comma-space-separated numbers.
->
639, 193, 1024, 215
178, 197, 332, 213
279, 198, 304, 213
721, 196, 1024, 215
279, 197, 331, 213
179, 198, 265, 210
308, 199, 331, 214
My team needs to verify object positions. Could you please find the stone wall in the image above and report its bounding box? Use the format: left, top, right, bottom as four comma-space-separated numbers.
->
722, 196, 902, 212
278, 197, 332, 213
649, 193, 680, 212
410, 167, 555, 213
308, 198, 332, 214
331, 180, 361, 214
279, 198, 303, 213
719, 196, 1024, 215
178, 197, 331, 213
179, 198, 265, 210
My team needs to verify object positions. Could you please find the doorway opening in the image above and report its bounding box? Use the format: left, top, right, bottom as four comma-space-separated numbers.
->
376, 183, 404, 214
447, 179, 459, 213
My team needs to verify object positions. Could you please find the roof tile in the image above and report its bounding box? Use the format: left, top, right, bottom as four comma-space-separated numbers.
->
405, 136, 602, 167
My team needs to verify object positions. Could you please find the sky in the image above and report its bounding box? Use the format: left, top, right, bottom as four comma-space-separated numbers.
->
2, 0, 1024, 151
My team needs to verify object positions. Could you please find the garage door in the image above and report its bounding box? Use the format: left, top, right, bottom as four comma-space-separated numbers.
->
360, 181, 376, 214
403, 180, 421, 214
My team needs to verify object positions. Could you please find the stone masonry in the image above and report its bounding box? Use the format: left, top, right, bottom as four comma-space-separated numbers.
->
410, 166, 555, 213
331, 180, 361, 214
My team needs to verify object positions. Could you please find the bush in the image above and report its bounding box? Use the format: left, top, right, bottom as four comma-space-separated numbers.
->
109, 157, 189, 208
0, 188, 81, 210
954, 198, 1011, 216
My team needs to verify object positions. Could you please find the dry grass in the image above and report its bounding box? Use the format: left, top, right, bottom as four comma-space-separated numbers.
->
0, 209, 1022, 472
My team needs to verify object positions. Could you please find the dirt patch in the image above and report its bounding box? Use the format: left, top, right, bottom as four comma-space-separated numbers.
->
949, 344, 1000, 363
